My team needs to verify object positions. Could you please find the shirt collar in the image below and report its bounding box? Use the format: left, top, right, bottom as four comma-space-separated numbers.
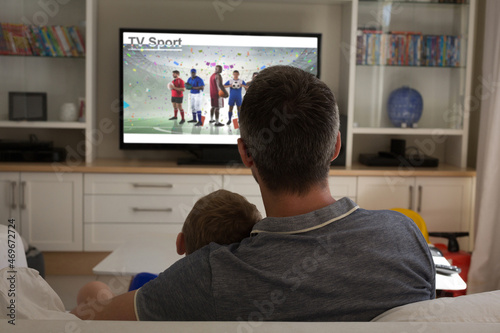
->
251, 197, 359, 235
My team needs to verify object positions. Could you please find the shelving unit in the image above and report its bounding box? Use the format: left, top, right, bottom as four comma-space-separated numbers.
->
0, 0, 96, 163
341, 0, 476, 168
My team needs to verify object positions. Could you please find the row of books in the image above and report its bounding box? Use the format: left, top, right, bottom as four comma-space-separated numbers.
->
356, 30, 461, 67
0, 23, 85, 57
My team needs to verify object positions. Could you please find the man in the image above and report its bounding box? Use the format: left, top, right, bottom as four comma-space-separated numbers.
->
224, 70, 247, 125
186, 68, 205, 126
209, 65, 227, 126
169, 70, 185, 124
72, 66, 435, 321
246, 71, 258, 88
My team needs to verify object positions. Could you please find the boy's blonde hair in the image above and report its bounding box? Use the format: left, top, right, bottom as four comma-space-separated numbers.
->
182, 189, 262, 254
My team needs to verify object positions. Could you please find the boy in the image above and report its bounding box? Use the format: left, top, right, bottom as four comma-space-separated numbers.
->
169, 70, 186, 124
224, 70, 248, 125
72, 190, 261, 314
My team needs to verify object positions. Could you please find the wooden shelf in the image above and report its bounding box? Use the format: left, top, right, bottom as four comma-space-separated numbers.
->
0, 120, 86, 129
0, 158, 476, 177
351, 128, 464, 135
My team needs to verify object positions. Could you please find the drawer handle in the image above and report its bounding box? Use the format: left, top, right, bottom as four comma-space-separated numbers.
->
132, 208, 173, 213
417, 185, 423, 213
11, 181, 17, 210
20, 181, 26, 210
409, 185, 414, 210
132, 183, 173, 188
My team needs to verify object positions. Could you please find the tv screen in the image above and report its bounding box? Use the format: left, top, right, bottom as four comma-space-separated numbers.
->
120, 29, 321, 152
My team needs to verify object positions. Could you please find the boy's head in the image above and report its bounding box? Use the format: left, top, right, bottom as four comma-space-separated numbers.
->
233, 70, 240, 79
238, 65, 341, 196
176, 190, 262, 255
172, 70, 180, 78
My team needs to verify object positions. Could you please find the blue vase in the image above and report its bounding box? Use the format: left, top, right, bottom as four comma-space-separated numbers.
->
387, 86, 423, 128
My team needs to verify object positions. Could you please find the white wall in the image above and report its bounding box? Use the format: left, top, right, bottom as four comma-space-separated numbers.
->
95, 0, 344, 160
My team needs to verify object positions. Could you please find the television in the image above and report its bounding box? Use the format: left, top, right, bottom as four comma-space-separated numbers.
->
119, 28, 322, 164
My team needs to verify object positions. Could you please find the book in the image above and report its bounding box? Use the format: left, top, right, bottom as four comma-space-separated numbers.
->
40, 26, 56, 56
45, 26, 64, 56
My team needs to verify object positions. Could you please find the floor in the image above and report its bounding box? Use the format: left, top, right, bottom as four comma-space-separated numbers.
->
46, 275, 132, 311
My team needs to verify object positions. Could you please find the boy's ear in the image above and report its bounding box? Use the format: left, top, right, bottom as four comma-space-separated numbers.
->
176, 232, 186, 255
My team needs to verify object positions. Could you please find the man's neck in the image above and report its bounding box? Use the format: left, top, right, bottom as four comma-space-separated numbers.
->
260, 182, 336, 218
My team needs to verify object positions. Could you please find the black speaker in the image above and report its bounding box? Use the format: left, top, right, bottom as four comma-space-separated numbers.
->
391, 139, 406, 157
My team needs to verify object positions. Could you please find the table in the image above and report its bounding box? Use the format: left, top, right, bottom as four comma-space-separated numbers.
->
92, 233, 181, 276
92, 234, 466, 290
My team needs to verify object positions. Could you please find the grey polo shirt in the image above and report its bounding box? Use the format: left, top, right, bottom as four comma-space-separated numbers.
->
135, 197, 435, 321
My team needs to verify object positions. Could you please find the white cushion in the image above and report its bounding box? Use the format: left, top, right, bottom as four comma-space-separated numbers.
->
0, 267, 79, 320
372, 291, 500, 323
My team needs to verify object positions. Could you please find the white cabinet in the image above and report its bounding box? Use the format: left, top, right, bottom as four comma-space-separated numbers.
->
357, 176, 473, 251
223, 175, 266, 217
329, 176, 357, 202
223, 175, 358, 217
0, 172, 83, 251
84, 174, 223, 251
340, 0, 477, 167
0, 0, 97, 162
0, 173, 20, 227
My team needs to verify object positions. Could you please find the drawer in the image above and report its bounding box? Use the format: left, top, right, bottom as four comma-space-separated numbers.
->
329, 176, 357, 200
223, 175, 260, 195
245, 195, 266, 218
84, 174, 222, 195
84, 195, 199, 223
84, 224, 182, 251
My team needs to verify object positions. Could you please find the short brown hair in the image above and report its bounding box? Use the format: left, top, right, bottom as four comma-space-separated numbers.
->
182, 190, 262, 254
239, 65, 340, 195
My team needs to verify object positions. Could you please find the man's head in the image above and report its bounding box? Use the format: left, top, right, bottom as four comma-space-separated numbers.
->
190, 68, 197, 78
176, 189, 262, 255
233, 70, 240, 80
238, 65, 340, 195
215, 65, 222, 74
172, 70, 180, 78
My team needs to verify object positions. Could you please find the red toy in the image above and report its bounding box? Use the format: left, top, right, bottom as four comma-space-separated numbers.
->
430, 232, 471, 297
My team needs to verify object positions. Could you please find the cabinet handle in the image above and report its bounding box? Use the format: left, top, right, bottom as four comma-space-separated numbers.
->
10, 181, 17, 210
20, 181, 26, 210
417, 185, 423, 213
132, 208, 173, 213
409, 186, 414, 210
132, 183, 173, 188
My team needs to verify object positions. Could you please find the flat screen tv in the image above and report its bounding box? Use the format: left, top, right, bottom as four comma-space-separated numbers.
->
119, 28, 321, 164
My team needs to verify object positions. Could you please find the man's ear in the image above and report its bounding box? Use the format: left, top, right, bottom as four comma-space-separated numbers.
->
176, 232, 186, 255
331, 131, 342, 161
238, 138, 253, 168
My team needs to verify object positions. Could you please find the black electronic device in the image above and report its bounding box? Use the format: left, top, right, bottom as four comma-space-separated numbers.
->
9, 92, 47, 121
0, 136, 66, 162
359, 138, 439, 167
119, 28, 322, 164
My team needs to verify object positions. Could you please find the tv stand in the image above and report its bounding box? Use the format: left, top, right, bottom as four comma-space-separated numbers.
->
177, 148, 242, 166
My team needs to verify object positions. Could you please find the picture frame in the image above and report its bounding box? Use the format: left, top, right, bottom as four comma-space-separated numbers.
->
8, 92, 47, 121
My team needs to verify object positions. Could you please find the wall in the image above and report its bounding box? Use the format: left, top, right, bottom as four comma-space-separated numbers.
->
95, 0, 343, 161
467, 0, 485, 168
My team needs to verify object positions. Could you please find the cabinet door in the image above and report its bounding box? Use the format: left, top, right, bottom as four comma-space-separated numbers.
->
416, 177, 473, 251
329, 176, 357, 201
0, 173, 20, 228
357, 176, 416, 210
20, 172, 83, 251
223, 175, 266, 217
